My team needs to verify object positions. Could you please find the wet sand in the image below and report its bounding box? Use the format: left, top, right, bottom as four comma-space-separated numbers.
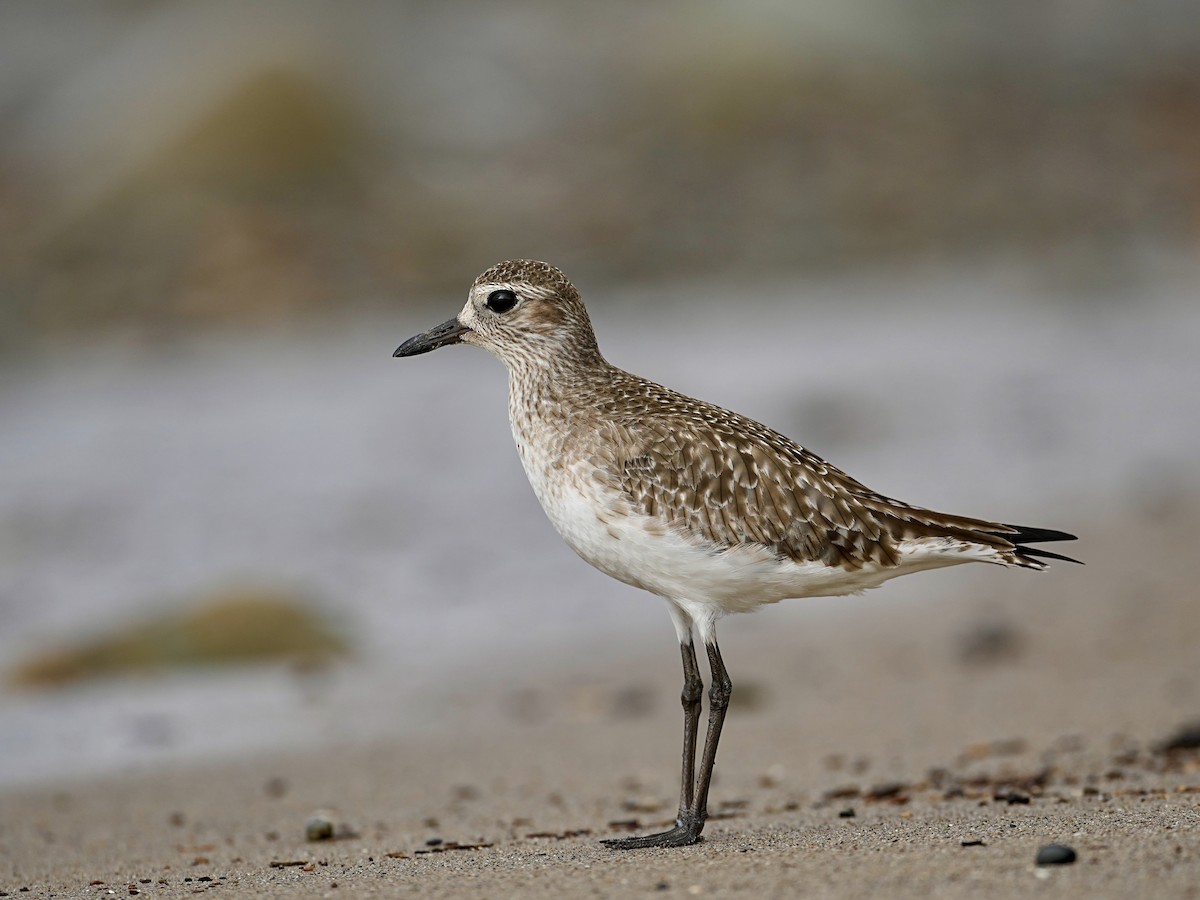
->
3, 512, 1199, 898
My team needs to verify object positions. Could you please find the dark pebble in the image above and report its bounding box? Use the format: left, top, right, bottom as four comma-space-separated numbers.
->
996, 790, 1031, 805
1036, 843, 1077, 865
425, 837, 443, 847
838, 807, 856, 818
655, 882, 670, 891
960, 839, 986, 847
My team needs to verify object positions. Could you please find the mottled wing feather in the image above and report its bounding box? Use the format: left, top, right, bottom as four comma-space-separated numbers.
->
594, 373, 1031, 570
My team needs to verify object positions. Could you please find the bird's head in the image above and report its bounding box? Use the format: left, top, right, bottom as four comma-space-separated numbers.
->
393, 259, 601, 371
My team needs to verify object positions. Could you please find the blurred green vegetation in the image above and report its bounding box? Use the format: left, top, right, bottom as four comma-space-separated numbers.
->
7, 587, 349, 690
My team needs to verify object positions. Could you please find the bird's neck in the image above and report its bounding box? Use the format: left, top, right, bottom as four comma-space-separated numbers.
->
507, 346, 615, 429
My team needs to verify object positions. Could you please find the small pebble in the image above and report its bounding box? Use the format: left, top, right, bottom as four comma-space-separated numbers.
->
838, 807, 856, 818
425, 837, 444, 847
996, 789, 1031, 805
1035, 843, 1077, 866
305, 813, 335, 841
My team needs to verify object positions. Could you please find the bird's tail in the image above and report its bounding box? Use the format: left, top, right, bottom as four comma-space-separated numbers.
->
868, 497, 1082, 570
984, 524, 1081, 569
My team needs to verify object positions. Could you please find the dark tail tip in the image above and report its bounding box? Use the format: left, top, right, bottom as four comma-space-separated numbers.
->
991, 524, 1083, 566
1018, 546, 1083, 565
1003, 525, 1078, 544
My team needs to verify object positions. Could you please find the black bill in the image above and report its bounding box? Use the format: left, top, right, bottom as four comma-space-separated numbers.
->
393, 318, 472, 357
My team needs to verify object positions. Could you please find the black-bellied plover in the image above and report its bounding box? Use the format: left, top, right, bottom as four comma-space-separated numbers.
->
394, 259, 1078, 849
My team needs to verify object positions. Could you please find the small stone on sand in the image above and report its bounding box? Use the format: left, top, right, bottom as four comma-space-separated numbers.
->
1035, 843, 1076, 865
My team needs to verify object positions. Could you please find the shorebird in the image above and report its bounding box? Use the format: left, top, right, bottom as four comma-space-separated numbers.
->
393, 259, 1078, 849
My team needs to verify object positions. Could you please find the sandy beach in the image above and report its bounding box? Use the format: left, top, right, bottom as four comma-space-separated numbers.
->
3, 508, 1199, 899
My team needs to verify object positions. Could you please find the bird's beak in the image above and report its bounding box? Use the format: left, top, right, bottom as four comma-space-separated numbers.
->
393, 318, 472, 357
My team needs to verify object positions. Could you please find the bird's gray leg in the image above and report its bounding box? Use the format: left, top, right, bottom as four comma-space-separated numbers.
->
690, 639, 732, 828
602, 640, 706, 850
676, 640, 704, 819
603, 639, 730, 850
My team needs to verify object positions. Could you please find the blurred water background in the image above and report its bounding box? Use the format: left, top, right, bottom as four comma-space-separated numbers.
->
1, 0, 1198, 786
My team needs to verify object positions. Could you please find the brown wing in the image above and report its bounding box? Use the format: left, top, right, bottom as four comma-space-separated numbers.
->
586, 374, 1072, 571
581, 377, 896, 569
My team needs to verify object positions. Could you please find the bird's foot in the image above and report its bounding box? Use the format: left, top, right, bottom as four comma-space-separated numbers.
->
601, 819, 703, 850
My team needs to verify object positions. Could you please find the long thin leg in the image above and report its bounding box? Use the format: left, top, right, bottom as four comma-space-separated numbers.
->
602, 641, 706, 850
691, 640, 732, 826
676, 641, 704, 820
603, 639, 732, 850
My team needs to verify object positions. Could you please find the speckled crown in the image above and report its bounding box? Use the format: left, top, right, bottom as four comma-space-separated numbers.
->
473, 259, 580, 303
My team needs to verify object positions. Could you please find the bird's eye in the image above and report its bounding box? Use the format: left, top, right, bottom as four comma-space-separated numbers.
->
486, 289, 519, 313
